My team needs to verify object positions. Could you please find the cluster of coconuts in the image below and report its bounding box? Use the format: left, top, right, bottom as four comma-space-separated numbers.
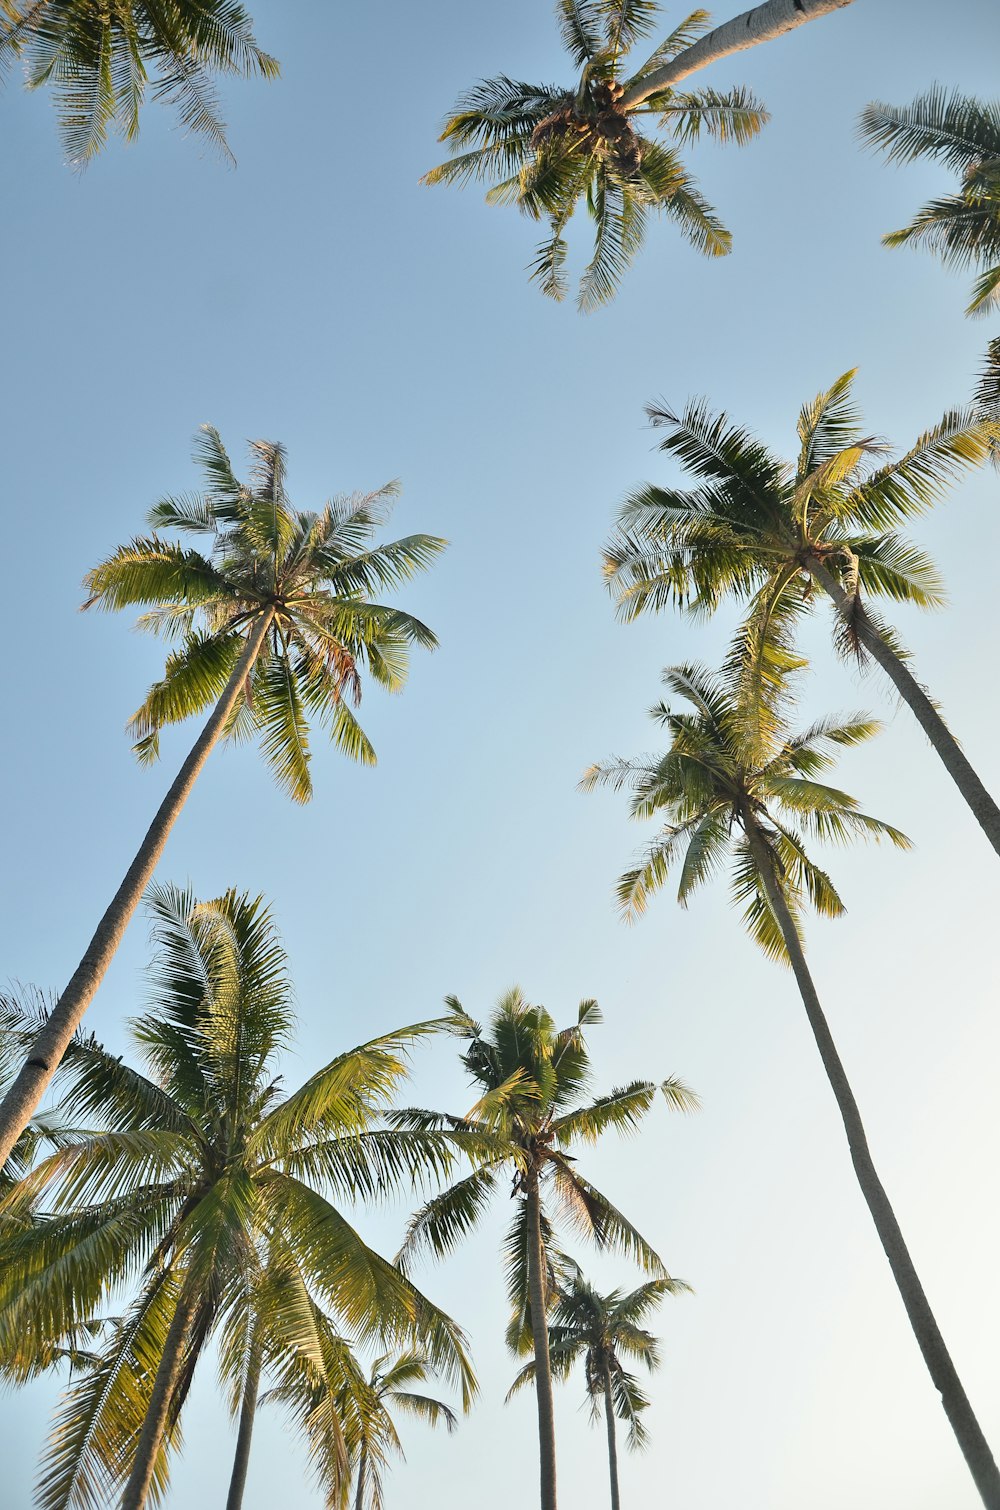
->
530, 77, 643, 177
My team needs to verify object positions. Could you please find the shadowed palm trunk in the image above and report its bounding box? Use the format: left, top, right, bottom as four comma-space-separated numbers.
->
121, 1286, 200, 1510
526, 1171, 558, 1510
225, 1335, 263, 1510
743, 811, 1000, 1510
353, 1449, 367, 1510
806, 556, 1000, 858
603, 1363, 621, 1510
0, 610, 275, 1168
621, 0, 856, 108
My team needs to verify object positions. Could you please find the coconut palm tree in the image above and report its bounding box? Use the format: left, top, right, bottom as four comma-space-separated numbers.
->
0, 428, 445, 1170
0, 885, 476, 1510
603, 371, 1000, 855
860, 88, 1000, 318
395, 989, 696, 1510
339, 1349, 457, 1510
509, 1261, 677, 1510
0, 0, 278, 166
424, 0, 855, 309
582, 661, 1000, 1508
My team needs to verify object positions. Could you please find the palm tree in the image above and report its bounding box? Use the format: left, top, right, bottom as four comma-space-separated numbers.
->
339, 1350, 457, 1510
0, 427, 445, 1170
582, 661, 1000, 1508
0, 0, 278, 166
860, 88, 1000, 318
509, 1261, 676, 1510
0, 885, 476, 1510
395, 989, 695, 1510
424, 0, 855, 309
602, 371, 1000, 855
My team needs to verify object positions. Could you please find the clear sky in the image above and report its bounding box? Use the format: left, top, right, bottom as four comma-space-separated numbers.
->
3, 1, 1000, 1506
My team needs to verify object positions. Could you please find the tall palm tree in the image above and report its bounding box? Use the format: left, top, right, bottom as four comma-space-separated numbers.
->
424, 0, 855, 309
0, 885, 476, 1510
395, 989, 696, 1510
339, 1349, 457, 1510
0, 0, 278, 166
582, 661, 1000, 1508
860, 88, 1000, 318
603, 371, 1000, 854
509, 1261, 676, 1510
0, 428, 445, 1170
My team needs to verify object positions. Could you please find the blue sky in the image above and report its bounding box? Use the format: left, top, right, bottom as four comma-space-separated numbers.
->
3, 0, 1000, 1505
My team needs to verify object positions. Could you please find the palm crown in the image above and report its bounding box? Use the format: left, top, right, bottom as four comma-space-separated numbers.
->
424, 2, 767, 310
84, 426, 445, 801
397, 990, 694, 1342
509, 1260, 675, 1451
0, 886, 475, 1509
582, 662, 909, 957
0, 0, 278, 165
860, 87, 1000, 317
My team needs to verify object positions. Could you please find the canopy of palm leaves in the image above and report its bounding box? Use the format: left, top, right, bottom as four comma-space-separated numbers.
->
396, 990, 695, 1347
0, 0, 278, 165
603, 369, 994, 701
0, 885, 476, 1510
83, 425, 445, 800
860, 87, 1000, 317
508, 1260, 681, 1451
424, 2, 768, 310
328, 1348, 456, 1510
582, 660, 908, 958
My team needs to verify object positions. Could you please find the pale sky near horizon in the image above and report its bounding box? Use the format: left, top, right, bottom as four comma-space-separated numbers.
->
3, 1, 1000, 1506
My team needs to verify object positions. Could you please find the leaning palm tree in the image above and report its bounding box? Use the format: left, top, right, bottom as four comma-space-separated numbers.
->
860, 88, 1000, 318
396, 990, 695, 1510
0, 0, 278, 166
509, 1261, 676, 1510
424, 0, 855, 309
603, 371, 1000, 855
0, 428, 445, 1169
582, 661, 1000, 1508
0, 885, 476, 1510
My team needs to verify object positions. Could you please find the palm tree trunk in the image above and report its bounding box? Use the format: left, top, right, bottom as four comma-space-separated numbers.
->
806, 556, 1000, 857
121, 1285, 199, 1510
621, 0, 856, 109
743, 811, 1000, 1509
603, 1364, 621, 1510
0, 610, 275, 1168
354, 1450, 367, 1510
225, 1332, 263, 1510
525, 1171, 558, 1510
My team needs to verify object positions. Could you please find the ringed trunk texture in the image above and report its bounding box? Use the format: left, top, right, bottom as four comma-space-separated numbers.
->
120, 1286, 199, 1510
0, 610, 275, 1169
225, 1337, 263, 1510
603, 1364, 621, 1510
526, 1173, 559, 1510
621, 0, 856, 109
807, 557, 1000, 858
743, 812, 1000, 1510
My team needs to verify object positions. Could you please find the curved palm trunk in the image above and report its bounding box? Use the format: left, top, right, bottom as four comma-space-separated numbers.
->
743, 813, 1000, 1509
0, 610, 275, 1168
121, 1286, 199, 1510
526, 1171, 558, 1510
225, 1334, 263, 1510
621, 0, 856, 109
807, 556, 1000, 858
602, 1364, 621, 1510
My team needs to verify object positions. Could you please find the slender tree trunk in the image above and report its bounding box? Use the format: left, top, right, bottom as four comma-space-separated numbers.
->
121, 1286, 199, 1510
621, 0, 856, 109
525, 1171, 558, 1510
742, 811, 1000, 1510
806, 556, 1000, 858
225, 1333, 263, 1510
354, 1449, 367, 1510
0, 610, 275, 1168
603, 1364, 621, 1510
